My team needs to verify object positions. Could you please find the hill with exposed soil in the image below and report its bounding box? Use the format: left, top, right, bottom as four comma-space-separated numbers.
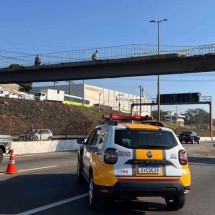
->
0, 97, 212, 138
0, 97, 116, 137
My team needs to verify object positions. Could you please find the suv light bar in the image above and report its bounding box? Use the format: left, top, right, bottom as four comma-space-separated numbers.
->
102, 114, 153, 121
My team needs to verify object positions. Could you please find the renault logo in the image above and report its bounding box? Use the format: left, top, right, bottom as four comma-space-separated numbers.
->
147, 151, 153, 158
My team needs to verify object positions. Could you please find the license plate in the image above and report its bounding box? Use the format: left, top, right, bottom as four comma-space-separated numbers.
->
138, 166, 161, 174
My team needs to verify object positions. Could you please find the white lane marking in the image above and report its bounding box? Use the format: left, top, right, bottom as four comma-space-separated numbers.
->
18, 193, 88, 215
18, 165, 58, 172
6, 152, 62, 158
1, 164, 75, 175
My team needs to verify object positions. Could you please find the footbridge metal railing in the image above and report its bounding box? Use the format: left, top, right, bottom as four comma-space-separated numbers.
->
1, 44, 215, 69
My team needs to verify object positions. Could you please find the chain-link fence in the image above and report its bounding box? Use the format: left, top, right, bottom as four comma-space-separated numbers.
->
0, 116, 93, 140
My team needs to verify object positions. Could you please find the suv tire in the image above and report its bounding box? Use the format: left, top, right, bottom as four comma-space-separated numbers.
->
77, 156, 84, 182
165, 195, 185, 211
89, 173, 104, 210
0, 148, 3, 164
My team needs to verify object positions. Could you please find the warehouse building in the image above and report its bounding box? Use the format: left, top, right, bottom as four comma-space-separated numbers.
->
31, 82, 152, 116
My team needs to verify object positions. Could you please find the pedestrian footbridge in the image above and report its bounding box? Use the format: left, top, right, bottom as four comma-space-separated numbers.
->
1, 44, 215, 84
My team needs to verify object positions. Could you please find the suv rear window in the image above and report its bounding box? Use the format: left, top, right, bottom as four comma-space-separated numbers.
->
114, 129, 177, 149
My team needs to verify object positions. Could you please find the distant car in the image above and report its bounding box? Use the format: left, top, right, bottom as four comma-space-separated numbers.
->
18, 131, 37, 141
34, 129, 53, 141
178, 130, 200, 144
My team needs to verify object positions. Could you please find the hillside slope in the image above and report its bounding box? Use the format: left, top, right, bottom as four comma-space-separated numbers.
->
0, 98, 211, 138
0, 98, 114, 137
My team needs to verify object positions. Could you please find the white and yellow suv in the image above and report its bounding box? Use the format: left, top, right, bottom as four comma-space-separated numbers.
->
77, 114, 191, 211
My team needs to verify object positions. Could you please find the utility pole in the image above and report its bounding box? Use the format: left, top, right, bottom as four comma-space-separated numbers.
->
98, 90, 101, 112
69, 81, 72, 95
116, 93, 124, 112
82, 80, 85, 106
54, 81, 56, 90
139, 85, 144, 115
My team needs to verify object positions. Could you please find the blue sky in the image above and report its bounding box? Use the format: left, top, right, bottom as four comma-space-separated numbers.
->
1, 0, 215, 114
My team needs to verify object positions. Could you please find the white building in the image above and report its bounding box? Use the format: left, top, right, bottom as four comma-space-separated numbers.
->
164, 111, 185, 126
31, 83, 152, 116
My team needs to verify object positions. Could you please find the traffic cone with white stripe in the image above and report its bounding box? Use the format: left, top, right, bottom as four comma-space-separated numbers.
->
5, 149, 17, 174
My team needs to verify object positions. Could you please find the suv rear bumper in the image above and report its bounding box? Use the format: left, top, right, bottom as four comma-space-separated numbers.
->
95, 180, 185, 198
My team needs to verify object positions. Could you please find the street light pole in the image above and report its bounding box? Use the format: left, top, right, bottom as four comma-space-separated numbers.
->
150, 18, 167, 122
82, 80, 85, 106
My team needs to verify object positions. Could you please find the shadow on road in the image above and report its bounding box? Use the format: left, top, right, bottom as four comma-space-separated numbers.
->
0, 172, 181, 215
101, 200, 167, 215
189, 156, 215, 165
0, 173, 88, 214
79, 196, 189, 215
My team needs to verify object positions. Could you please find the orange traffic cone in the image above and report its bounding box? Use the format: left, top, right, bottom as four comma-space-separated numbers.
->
5, 149, 17, 174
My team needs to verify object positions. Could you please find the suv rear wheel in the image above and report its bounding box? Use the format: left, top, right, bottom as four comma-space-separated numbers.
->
165, 195, 185, 211
77, 156, 83, 182
0, 148, 3, 164
89, 173, 104, 210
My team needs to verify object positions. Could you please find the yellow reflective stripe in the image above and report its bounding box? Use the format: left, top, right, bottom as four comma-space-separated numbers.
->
135, 149, 164, 176
136, 149, 163, 160
122, 124, 160, 130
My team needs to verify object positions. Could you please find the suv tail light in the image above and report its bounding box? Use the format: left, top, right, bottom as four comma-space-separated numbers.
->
104, 148, 118, 164
184, 186, 190, 194
179, 149, 188, 165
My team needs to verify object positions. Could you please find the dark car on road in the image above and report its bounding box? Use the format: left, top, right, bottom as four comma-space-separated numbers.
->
178, 130, 200, 144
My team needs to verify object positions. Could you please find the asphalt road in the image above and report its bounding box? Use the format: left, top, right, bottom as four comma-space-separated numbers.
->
0, 142, 215, 215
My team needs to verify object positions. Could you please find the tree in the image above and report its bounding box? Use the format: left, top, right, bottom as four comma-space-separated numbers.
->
19, 83, 32, 93
183, 108, 210, 128
151, 110, 167, 121
8, 64, 32, 93
8, 64, 24, 69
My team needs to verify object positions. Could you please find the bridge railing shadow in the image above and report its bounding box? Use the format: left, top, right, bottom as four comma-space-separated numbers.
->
189, 156, 215, 165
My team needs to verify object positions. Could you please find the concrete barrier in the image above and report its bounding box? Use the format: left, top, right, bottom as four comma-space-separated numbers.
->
200, 137, 214, 141
11, 137, 214, 155
12, 139, 81, 155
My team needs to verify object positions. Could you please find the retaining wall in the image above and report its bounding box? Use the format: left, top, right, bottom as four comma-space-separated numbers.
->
11, 137, 214, 155
12, 140, 81, 155
200, 137, 214, 141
